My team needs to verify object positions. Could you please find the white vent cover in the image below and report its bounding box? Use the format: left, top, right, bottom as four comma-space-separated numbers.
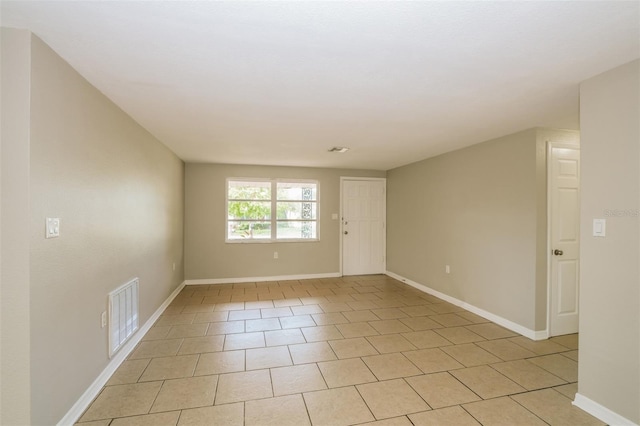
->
328, 146, 350, 153
108, 278, 139, 358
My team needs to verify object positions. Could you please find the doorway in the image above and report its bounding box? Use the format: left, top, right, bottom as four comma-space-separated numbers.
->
548, 143, 581, 336
341, 178, 386, 276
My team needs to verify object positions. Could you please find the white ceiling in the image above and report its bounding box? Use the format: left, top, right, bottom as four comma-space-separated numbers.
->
2, 1, 639, 170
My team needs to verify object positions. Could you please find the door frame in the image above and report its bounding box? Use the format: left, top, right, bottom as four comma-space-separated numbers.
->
339, 177, 387, 276
546, 142, 581, 337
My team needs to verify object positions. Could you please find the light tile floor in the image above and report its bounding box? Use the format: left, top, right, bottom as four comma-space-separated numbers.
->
77, 275, 603, 426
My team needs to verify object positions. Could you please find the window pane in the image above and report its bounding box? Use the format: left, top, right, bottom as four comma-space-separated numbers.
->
229, 181, 271, 200
228, 221, 271, 239
276, 221, 317, 239
276, 202, 317, 220
228, 201, 271, 220
277, 182, 317, 201
227, 179, 318, 242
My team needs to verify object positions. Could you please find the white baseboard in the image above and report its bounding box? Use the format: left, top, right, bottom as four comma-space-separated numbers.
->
573, 393, 638, 426
185, 272, 342, 285
57, 281, 186, 426
532, 329, 550, 340
385, 271, 545, 341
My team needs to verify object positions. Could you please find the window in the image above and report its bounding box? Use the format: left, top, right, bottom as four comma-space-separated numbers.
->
227, 179, 318, 242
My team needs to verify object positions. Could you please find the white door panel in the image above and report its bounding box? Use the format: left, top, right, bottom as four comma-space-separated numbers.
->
549, 146, 580, 336
557, 260, 579, 314
342, 179, 385, 276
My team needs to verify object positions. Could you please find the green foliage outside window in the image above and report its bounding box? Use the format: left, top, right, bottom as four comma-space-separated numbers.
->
227, 180, 317, 240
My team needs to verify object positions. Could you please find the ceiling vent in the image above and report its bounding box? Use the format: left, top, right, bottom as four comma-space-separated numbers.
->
328, 147, 350, 153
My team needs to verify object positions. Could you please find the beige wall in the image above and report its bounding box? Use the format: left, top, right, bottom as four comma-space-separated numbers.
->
0, 28, 32, 426
26, 35, 185, 425
185, 163, 385, 280
578, 59, 639, 423
387, 128, 577, 332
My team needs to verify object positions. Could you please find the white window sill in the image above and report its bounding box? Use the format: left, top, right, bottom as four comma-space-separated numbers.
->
225, 238, 320, 244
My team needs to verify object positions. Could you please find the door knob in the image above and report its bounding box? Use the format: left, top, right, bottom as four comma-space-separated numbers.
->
554, 249, 563, 256
344, 231, 348, 235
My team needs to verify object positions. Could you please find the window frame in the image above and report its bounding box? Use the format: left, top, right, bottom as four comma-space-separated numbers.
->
226, 177, 320, 243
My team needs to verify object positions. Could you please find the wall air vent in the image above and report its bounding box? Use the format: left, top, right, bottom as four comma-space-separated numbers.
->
108, 278, 139, 358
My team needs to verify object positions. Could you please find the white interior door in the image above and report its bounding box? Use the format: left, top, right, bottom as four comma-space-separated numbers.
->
549, 145, 580, 336
342, 179, 386, 276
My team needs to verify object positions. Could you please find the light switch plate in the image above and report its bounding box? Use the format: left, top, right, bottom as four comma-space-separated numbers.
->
593, 218, 606, 237
331, 213, 338, 220
46, 217, 60, 238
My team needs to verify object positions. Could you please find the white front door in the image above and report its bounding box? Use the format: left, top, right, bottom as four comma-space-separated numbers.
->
342, 179, 386, 276
549, 145, 580, 336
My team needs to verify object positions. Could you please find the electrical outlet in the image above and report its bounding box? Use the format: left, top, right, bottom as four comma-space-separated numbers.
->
445, 265, 450, 274
274, 251, 279, 259
101, 311, 107, 328
46, 217, 60, 238
172, 262, 176, 271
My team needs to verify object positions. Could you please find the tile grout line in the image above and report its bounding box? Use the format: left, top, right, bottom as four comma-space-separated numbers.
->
400, 376, 434, 412
447, 369, 484, 402
352, 383, 380, 422
507, 393, 553, 425
459, 403, 486, 426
